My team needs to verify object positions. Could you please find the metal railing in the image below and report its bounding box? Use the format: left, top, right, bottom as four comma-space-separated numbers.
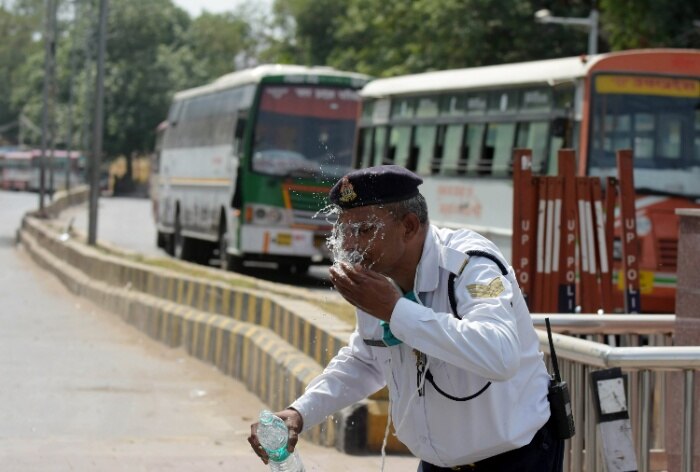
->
531, 314, 698, 472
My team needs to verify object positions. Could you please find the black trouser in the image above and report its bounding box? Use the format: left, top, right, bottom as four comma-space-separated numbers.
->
418, 421, 564, 472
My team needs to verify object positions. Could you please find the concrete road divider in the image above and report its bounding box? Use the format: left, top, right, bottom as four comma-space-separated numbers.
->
18, 188, 407, 455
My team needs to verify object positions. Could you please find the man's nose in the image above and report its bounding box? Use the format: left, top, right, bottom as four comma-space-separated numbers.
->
341, 232, 358, 250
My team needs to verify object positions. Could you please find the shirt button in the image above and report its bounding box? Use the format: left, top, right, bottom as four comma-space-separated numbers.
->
419, 435, 428, 443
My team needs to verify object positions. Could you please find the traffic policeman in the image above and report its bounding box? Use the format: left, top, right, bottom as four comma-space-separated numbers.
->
249, 165, 564, 471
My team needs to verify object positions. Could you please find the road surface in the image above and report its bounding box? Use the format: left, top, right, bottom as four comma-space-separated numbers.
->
0, 190, 418, 470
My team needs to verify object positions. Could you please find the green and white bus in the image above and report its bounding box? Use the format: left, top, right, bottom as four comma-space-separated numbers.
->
155, 65, 370, 273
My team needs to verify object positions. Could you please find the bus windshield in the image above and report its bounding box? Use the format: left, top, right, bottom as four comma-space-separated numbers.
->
252, 84, 361, 179
589, 73, 700, 198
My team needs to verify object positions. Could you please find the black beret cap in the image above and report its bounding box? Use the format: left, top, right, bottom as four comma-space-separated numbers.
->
329, 165, 423, 209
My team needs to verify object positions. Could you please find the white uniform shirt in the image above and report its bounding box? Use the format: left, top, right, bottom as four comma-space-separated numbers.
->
291, 226, 551, 466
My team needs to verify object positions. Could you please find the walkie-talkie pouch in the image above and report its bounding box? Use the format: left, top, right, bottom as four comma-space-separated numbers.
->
545, 317, 575, 440
547, 378, 575, 439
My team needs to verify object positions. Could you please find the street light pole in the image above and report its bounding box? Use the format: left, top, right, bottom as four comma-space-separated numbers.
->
39, 0, 57, 215
88, 0, 108, 246
587, 9, 599, 56
534, 8, 599, 56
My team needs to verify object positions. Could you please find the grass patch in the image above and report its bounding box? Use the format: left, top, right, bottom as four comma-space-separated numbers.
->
104, 246, 357, 325
47, 217, 357, 327
314, 299, 356, 326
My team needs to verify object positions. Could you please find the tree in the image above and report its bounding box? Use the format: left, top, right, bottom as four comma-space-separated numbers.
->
0, 3, 43, 142
185, 11, 255, 79
100, 0, 191, 157
600, 0, 700, 50
264, 0, 350, 66
325, 0, 596, 77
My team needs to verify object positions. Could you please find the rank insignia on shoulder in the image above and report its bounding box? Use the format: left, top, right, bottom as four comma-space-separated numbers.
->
467, 277, 505, 298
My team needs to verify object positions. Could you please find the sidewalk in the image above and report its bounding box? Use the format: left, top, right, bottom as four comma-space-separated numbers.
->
0, 240, 417, 471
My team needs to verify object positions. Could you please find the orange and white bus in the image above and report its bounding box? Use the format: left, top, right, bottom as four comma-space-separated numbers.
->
355, 49, 700, 313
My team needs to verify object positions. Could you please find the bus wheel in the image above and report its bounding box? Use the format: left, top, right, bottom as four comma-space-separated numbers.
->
217, 224, 243, 272
162, 232, 175, 256
218, 227, 230, 270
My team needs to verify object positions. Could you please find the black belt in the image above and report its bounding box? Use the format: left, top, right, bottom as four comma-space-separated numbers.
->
420, 420, 561, 472
421, 462, 476, 471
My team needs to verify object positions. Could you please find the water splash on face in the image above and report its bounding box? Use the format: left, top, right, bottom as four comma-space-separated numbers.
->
322, 206, 386, 270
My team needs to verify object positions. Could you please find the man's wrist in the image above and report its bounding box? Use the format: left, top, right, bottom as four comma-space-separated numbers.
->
287, 406, 304, 431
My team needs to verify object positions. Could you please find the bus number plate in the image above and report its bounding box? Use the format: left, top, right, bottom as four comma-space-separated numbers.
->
276, 233, 292, 246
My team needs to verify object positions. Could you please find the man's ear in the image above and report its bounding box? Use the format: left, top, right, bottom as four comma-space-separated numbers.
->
402, 213, 421, 241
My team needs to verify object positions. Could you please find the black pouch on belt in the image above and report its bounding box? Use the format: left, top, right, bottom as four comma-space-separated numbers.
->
545, 318, 575, 440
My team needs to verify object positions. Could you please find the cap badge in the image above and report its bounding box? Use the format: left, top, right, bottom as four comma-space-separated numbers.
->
338, 177, 357, 203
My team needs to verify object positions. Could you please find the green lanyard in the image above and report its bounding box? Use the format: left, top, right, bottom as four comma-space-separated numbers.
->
379, 290, 418, 346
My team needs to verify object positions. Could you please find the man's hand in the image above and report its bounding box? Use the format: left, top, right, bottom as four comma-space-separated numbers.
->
248, 408, 303, 465
329, 262, 402, 322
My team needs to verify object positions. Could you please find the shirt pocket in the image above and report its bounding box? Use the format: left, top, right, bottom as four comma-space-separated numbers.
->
372, 348, 401, 402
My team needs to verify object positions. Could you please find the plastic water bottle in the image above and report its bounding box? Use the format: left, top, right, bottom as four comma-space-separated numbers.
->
257, 410, 305, 472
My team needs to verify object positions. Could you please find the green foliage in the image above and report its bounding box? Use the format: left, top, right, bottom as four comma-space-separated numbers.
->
101, 0, 190, 156
0, 3, 42, 140
185, 12, 255, 78
1, 0, 697, 157
303, 0, 599, 77
600, 0, 700, 50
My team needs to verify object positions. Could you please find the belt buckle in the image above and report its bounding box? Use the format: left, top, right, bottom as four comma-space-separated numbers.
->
452, 465, 476, 471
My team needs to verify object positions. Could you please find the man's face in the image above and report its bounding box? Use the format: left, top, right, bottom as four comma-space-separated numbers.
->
329, 205, 405, 274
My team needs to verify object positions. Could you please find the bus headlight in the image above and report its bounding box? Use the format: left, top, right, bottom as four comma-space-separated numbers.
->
245, 204, 290, 226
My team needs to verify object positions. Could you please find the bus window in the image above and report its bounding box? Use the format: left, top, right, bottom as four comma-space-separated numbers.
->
388, 126, 412, 167
483, 123, 516, 175
520, 88, 551, 113
441, 124, 465, 175
432, 125, 446, 174
488, 90, 518, 114
464, 124, 485, 175
373, 127, 388, 166
607, 114, 632, 155
440, 94, 468, 116
391, 99, 416, 119
414, 125, 437, 175
658, 114, 682, 161
466, 93, 487, 116
591, 76, 700, 177
362, 100, 375, 121
416, 97, 439, 118
252, 85, 361, 176
515, 121, 549, 174
633, 112, 654, 161
358, 128, 373, 168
